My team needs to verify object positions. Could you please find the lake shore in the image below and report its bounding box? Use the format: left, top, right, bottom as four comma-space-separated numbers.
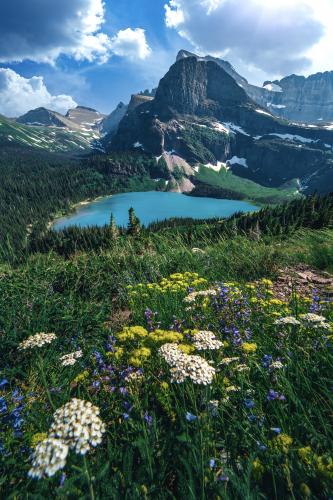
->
48, 195, 111, 230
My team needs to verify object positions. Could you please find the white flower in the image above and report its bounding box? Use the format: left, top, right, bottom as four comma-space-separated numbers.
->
18, 332, 57, 350
270, 361, 284, 370
300, 313, 326, 323
28, 438, 68, 479
170, 354, 216, 385
49, 399, 105, 455
159, 344, 215, 385
184, 288, 219, 304
60, 350, 83, 366
274, 317, 301, 326
192, 331, 223, 351
219, 357, 240, 366
158, 343, 185, 366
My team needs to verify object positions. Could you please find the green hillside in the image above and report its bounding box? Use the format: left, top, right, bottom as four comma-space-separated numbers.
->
195, 165, 302, 204
0, 115, 102, 154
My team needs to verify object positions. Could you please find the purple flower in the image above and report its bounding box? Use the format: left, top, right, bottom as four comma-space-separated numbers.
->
0, 379, 8, 389
257, 441, 267, 451
261, 355, 273, 368
271, 427, 281, 434
209, 458, 216, 469
218, 475, 229, 482
144, 412, 153, 427
59, 473, 66, 487
267, 390, 286, 401
244, 399, 255, 409
186, 412, 197, 422
123, 413, 130, 420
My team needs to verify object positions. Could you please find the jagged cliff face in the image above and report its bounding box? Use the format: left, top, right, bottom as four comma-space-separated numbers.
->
108, 56, 333, 194
263, 73, 333, 123
177, 50, 333, 124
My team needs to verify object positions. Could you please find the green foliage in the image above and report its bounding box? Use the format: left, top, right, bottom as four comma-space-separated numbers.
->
196, 166, 301, 204
0, 228, 333, 498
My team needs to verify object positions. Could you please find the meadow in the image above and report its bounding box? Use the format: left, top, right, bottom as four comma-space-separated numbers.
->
1, 227, 333, 498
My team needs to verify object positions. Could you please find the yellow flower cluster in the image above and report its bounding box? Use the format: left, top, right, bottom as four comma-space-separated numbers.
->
113, 326, 192, 367
241, 342, 257, 354
298, 446, 333, 479
128, 272, 208, 297
271, 434, 293, 453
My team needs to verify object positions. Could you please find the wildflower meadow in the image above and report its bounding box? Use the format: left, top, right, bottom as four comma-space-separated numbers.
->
1, 248, 333, 499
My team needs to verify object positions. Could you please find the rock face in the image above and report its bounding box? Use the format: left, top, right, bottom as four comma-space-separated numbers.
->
65, 106, 104, 129
100, 102, 128, 135
109, 56, 333, 194
263, 73, 333, 123
177, 50, 333, 124
17, 107, 70, 128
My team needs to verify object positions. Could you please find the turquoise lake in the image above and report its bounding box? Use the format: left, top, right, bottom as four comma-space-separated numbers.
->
53, 191, 258, 230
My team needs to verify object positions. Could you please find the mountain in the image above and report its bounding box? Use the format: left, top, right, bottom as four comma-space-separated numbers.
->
0, 114, 103, 155
17, 107, 75, 129
100, 102, 128, 135
108, 56, 333, 194
65, 106, 105, 129
176, 50, 333, 124
263, 73, 333, 123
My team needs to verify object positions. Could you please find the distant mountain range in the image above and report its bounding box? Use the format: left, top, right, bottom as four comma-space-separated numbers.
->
176, 50, 333, 124
1, 50, 333, 195
107, 55, 333, 194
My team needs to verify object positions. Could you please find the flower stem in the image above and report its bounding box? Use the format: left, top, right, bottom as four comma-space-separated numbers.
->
83, 455, 95, 500
37, 354, 56, 411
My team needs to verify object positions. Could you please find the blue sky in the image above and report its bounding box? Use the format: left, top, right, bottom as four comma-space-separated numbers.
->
1, 0, 333, 117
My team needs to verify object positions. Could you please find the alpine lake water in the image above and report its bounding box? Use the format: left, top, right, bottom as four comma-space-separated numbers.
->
53, 191, 259, 230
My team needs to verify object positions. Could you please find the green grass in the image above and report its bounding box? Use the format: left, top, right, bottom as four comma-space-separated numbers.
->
0, 228, 333, 498
196, 166, 301, 204
0, 115, 99, 153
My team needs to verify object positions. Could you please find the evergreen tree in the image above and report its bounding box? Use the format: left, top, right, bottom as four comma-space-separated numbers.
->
127, 207, 141, 235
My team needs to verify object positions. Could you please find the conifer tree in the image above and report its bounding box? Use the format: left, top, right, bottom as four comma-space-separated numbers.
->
127, 207, 141, 235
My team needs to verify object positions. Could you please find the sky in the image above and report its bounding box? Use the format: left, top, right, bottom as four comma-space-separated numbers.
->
1, 0, 333, 117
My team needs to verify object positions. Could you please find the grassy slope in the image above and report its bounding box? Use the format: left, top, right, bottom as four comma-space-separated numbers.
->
0, 115, 100, 153
196, 165, 301, 204
1, 229, 333, 498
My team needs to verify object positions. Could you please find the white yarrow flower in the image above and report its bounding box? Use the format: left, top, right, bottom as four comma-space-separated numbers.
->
193, 331, 223, 351
28, 438, 68, 479
60, 350, 83, 366
18, 332, 57, 350
274, 317, 301, 326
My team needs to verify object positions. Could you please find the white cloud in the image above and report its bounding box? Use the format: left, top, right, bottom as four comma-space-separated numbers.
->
0, 0, 111, 64
110, 28, 152, 60
0, 68, 77, 117
164, 0, 330, 80
165, 0, 185, 27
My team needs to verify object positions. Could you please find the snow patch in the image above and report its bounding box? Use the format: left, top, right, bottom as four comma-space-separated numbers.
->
204, 161, 226, 172
133, 141, 143, 148
263, 83, 283, 92
211, 122, 230, 134
223, 122, 250, 137
268, 133, 319, 145
267, 103, 286, 109
256, 109, 272, 117
227, 156, 248, 168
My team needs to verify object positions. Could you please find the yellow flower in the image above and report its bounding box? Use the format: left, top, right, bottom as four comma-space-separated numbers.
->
129, 347, 151, 367
72, 370, 90, 384
252, 458, 265, 480
261, 279, 273, 287
160, 381, 169, 390
177, 343, 196, 354
117, 326, 148, 342
31, 432, 48, 448
145, 329, 183, 346
272, 433, 293, 453
241, 342, 257, 354
298, 446, 313, 464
